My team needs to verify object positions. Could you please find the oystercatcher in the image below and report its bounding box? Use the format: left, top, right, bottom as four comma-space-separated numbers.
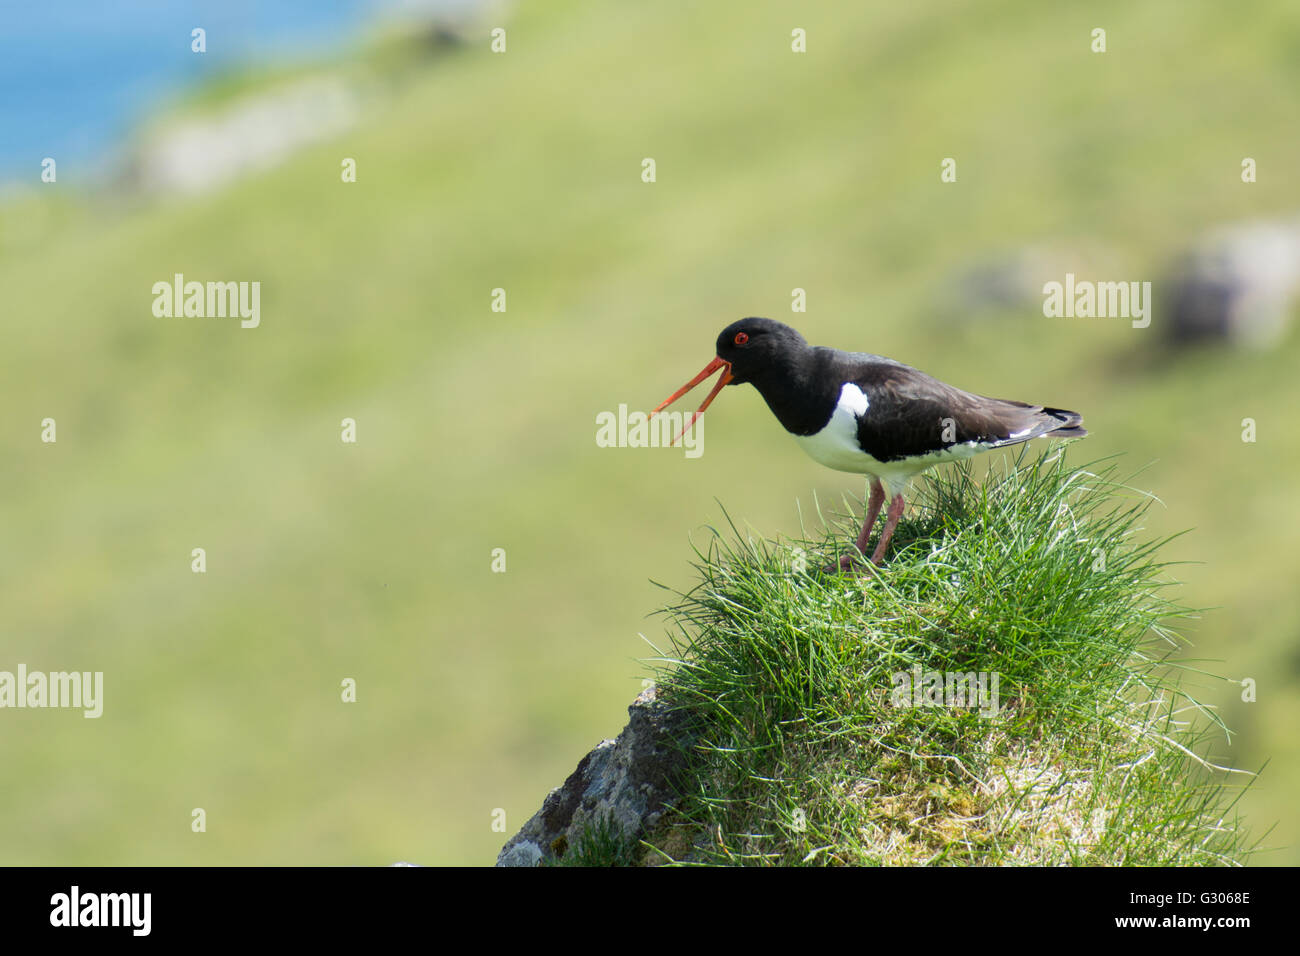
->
651, 318, 1086, 569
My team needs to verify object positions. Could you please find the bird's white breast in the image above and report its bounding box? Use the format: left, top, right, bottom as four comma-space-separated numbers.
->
793, 383, 875, 473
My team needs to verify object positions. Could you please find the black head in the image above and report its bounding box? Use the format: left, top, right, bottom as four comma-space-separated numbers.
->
649, 317, 813, 444
715, 317, 809, 385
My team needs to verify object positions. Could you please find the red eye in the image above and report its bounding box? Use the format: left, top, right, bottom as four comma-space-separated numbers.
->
734, 332, 749, 345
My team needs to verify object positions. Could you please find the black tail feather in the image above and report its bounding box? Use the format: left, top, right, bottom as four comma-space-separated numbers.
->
1041, 407, 1086, 439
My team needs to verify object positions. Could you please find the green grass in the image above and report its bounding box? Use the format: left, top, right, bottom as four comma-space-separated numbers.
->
642, 449, 1257, 865
548, 814, 643, 867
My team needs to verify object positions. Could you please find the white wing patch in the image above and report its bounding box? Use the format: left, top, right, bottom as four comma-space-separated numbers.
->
793, 383, 871, 473
839, 382, 869, 417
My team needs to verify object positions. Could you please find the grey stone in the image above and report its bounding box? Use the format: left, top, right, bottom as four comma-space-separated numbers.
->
1162, 218, 1300, 347
495, 685, 694, 866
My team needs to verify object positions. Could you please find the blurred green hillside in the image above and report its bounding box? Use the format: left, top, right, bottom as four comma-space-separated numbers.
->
2, 0, 1298, 865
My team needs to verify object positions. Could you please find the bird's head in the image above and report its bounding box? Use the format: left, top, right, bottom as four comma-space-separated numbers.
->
650, 317, 808, 443
714, 317, 807, 385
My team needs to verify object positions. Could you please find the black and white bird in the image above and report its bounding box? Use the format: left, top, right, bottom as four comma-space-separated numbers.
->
651, 318, 1086, 568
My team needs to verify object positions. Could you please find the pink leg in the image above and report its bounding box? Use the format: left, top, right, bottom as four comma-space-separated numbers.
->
869, 493, 906, 566
836, 479, 885, 571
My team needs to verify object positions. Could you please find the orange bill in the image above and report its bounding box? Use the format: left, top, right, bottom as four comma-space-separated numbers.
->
650, 356, 734, 445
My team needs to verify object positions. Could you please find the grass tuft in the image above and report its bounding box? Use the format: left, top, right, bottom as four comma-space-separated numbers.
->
642, 447, 1259, 866
547, 814, 642, 867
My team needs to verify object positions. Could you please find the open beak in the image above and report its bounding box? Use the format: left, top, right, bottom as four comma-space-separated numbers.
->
650, 356, 734, 445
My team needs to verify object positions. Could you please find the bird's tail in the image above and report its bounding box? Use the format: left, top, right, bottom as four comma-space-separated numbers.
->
1040, 407, 1087, 439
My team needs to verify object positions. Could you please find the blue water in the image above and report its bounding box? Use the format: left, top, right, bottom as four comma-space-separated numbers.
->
0, 1, 394, 183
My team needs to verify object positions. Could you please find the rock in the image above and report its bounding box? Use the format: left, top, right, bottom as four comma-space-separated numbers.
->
495, 685, 694, 866
1162, 218, 1300, 347
939, 242, 1116, 319
123, 76, 361, 196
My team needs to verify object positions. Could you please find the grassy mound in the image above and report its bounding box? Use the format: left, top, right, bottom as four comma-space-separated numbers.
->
637, 448, 1256, 866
